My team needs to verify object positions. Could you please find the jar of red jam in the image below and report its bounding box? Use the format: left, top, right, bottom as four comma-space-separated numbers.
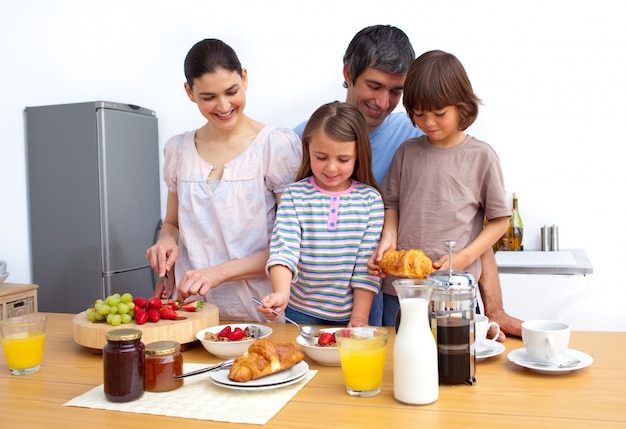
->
103, 328, 145, 402
144, 340, 184, 392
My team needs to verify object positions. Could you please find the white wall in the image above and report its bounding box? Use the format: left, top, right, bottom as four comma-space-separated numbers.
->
1, 0, 624, 329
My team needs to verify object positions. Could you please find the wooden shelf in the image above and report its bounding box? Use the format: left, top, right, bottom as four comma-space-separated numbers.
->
0, 283, 39, 320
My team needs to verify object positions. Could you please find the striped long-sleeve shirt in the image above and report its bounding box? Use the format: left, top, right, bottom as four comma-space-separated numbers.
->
267, 176, 384, 322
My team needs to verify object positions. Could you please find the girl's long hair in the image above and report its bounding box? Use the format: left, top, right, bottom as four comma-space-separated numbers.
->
297, 101, 381, 194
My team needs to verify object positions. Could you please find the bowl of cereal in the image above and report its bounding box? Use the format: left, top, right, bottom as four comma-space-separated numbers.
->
196, 323, 272, 359
296, 327, 341, 366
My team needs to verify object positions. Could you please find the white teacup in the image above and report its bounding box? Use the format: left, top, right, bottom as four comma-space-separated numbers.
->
475, 314, 500, 347
522, 320, 570, 364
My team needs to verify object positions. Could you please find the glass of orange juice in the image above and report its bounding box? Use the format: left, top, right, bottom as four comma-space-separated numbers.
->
0, 314, 47, 375
335, 327, 389, 397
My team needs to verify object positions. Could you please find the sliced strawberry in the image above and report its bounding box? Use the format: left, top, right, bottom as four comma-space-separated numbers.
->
160, 306, 179, 320
148, 308, 161, 323
217, 325, 232, 338
227, 328, 246, 341
318, 332, 336, 346
163, 300, 180, 311
181, 300, 204, 312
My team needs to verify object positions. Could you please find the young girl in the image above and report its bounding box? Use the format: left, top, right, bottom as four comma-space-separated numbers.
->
145, 39, 302, 322
257, 101, 384, 327
368, 50, 511, 320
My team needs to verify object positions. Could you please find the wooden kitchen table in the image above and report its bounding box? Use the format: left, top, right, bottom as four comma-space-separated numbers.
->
1, 313, 625, 428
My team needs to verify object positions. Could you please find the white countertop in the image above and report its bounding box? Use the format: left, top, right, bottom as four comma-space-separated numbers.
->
494, 249, 593, 275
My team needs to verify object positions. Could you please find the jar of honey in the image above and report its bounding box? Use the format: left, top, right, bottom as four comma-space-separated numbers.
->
103, 328, 145, 402
144, 340, 184, 392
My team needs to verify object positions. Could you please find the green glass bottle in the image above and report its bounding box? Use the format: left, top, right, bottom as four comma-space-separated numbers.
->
497, 193, 524, 251
508, 193, 524, 251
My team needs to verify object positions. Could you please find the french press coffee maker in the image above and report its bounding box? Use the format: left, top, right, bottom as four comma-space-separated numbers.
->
428, 240, 477, 386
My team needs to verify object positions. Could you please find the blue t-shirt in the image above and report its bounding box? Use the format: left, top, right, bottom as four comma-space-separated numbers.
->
294, 112, 424, 184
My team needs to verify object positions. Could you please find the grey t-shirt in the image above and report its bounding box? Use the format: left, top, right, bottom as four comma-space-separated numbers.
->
381, 134, 511, 295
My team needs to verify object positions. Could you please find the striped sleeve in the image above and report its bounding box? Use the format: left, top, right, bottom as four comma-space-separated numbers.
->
349, 188, 384, 293
267, 187, 301, 278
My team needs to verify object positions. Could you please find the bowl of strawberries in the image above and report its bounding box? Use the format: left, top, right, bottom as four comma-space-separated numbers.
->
296, 327, 341, 366
196, 323, 272, 359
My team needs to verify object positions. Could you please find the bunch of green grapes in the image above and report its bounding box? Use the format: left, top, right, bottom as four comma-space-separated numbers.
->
85, 293, 136, 326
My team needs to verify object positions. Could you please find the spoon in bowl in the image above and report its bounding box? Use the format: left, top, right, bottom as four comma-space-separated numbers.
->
251, 297, 319, 345
244, 325, 262, 339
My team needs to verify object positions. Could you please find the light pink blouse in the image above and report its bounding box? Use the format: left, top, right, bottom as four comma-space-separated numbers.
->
164, 125, 302, 321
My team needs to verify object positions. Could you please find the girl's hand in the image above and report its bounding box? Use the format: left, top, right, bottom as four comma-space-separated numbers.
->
348, 316, 369, 327
367, 237, 396, 277
256, 292, 290, 321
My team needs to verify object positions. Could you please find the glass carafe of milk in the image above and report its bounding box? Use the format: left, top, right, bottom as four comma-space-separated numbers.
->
392, 278, 438, 405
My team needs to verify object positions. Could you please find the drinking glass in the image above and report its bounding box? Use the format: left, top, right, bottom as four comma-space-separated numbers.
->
0, 314, 47, 375
335, 327, 388, 397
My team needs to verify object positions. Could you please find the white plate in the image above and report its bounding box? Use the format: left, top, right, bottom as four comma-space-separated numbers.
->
474, 340, 505, 360
210, 371, 308, 391
507, 348, 593, 374
209, 360, 309, 388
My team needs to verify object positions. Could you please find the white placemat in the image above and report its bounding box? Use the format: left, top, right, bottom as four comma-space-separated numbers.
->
64, 363, 317, 425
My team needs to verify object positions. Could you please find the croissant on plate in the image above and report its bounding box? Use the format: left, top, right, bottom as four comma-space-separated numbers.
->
228, 338, 304, 382
379, 249, 435, 279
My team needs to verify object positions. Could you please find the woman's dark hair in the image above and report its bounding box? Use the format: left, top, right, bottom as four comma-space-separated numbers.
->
297, 101, 380, 193
184, 39, 242, 87
343, 25, 415, 87
403, 50, 481, 130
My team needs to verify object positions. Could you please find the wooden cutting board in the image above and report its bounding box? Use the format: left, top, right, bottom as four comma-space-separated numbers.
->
73, 302, 219, 351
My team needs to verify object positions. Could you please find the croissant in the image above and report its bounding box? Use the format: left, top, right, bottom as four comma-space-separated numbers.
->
228, 338, 304, 382
379, 249, 435, 279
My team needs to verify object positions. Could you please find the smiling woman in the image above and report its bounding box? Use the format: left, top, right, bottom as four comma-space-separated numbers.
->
144, 38, 302, 322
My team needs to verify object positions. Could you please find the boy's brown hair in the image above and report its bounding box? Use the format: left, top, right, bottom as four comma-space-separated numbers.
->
403, 50, 481, 131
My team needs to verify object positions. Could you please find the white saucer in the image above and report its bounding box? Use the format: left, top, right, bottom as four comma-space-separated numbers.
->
209, 361, 309, 390
474, 340, 505, 360
507, 348, 593, 374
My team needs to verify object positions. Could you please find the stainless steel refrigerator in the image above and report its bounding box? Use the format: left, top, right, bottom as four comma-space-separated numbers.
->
25, 101, 162, 313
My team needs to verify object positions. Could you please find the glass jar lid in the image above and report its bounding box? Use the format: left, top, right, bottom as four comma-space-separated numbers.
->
105, 328, 143, 341
145, 340, 181, 356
